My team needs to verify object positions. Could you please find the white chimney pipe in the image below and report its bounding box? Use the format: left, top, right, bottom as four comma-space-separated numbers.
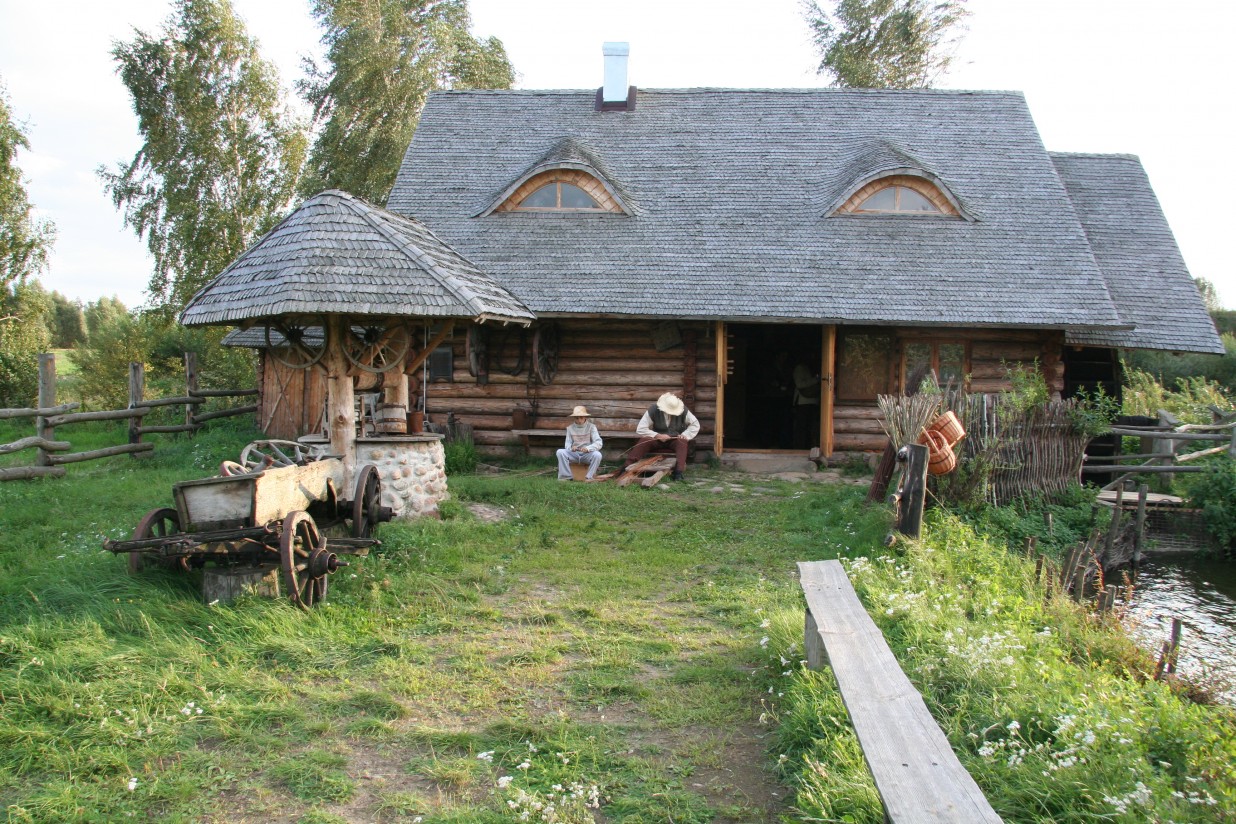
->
602, 42, 629, 104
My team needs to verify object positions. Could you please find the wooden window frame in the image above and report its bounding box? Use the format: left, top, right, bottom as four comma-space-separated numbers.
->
838, 175, 960, 217
427, 344, 454, 382
496, 169, 624, 213
900, 338, 971, 391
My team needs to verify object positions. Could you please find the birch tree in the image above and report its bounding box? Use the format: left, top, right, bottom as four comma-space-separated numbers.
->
100, 0, 307, 310
299, 0, 514, 204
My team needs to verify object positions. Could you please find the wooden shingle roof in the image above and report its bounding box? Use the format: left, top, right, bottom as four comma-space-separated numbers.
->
386, 87, 1219, 352
179, 190, 535, 327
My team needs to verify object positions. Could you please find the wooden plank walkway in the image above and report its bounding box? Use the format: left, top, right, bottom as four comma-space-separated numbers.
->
798, 560, 1003, 823
1096, 489, 1184, 509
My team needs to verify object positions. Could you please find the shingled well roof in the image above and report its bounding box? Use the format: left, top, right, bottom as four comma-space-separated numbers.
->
179, 189, 534, 328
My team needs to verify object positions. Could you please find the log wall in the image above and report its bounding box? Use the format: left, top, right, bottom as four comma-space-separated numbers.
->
422, 319, 717, 460
252, 323, 1067, 458
832, 328, 1065, 453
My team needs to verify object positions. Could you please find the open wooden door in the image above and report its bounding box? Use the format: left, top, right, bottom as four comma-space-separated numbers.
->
714, 321, 727, 455
820, 325, 835, 457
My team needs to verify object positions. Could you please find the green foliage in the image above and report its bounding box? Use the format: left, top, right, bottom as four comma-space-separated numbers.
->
1068, 383, 1121, 437
0, 76, 55, 293
1001, 360, 1049, 413
299, 0, 515, 203
444, 437, 477, 475
0, 280, 50, 406
70, 310, 149, 409
803, 0, 970, 89
1122, 365, 1235, 425
1184, 462, 1236, 549
763, 509, 1236, 822
99, 0, 307, 310
46, 290, 86, 348
1124, 334, 1236, 395
83, 295, 128, 340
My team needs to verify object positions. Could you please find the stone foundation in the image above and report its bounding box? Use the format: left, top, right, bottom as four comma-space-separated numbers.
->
356, 435, 448, 519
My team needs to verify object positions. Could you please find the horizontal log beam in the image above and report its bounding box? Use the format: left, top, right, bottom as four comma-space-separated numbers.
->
48, 442, 155, 464
189, 387, 258, 398
47, 407, 150, 426
139, 424, 202, 434
1082, 465, 1206, 474
0, 436, 71, 455
1108, 429, 1229, 441
0, 402, 79, 420
0, 465, 66, 481
192, 404, 257, 423
134, 395, 203, 408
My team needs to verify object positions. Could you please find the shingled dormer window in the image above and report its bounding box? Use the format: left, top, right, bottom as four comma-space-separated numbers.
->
496, 169, 624, 213
837, 175, 959, 217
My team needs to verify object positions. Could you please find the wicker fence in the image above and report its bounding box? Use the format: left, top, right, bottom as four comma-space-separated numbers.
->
0, 353, 256, 482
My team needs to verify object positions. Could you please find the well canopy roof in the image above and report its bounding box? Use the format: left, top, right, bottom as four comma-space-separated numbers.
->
179, 189, 535, 328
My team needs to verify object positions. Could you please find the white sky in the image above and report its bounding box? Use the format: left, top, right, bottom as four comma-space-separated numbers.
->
0, 0, 1232, 310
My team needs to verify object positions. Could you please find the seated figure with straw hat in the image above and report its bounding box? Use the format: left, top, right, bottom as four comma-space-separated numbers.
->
556, 405, 603, 481
625, 392, 700, 481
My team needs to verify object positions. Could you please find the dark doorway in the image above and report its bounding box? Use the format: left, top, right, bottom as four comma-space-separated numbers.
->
724, 324, 823, 450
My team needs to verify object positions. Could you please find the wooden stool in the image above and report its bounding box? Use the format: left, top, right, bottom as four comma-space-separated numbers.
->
569, 462, 589, 481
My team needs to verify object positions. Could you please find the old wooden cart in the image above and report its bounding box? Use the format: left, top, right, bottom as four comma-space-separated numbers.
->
104, 440, 392, 609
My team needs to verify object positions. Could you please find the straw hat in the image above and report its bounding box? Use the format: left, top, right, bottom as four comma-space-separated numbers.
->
656, 393, 685, 416
570, 405, 592, 417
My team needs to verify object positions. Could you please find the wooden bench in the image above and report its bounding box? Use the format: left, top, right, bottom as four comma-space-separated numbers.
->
798, 560, 1003, 823
511, 428, 714, 454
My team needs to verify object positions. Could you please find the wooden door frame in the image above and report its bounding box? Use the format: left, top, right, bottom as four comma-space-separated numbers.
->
714, 321, 726, 455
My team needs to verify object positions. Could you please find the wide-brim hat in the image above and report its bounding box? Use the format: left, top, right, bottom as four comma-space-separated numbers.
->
656, 393, 685, 416
570, 405, 592, 417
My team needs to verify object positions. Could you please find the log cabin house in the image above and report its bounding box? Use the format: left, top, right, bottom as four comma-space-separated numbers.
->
216, 48, 1222, 465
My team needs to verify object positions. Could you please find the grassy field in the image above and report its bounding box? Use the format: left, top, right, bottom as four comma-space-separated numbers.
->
0, 422, 888, 822
1, 421, 1234, 823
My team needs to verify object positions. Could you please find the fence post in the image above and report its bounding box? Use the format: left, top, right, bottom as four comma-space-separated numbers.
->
894, 444, 929, 540
36, 353, 56, 469
128, 362, 144, 451
184, 352, 198, 434
1133, 483, 1149, 566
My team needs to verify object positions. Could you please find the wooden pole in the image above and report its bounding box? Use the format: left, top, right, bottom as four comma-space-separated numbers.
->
35, 353, 56, 470
325, 317, 356, 481
184, 352, 198, 434
895, 444, 929, 540
128, 362, 144, 451
1133, 484, 1148, 567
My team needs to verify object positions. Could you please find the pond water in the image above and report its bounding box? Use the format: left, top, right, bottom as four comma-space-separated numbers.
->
1119, 553, 1236, 705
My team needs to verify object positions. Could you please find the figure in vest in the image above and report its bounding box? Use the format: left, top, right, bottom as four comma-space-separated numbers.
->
556, 405, 604, 481
625, 393, 701, 481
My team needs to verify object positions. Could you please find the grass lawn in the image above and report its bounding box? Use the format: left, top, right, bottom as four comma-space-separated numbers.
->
0, 421, 888, 822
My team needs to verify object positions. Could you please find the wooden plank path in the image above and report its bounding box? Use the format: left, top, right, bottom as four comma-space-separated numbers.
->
798, 560, 1003, 823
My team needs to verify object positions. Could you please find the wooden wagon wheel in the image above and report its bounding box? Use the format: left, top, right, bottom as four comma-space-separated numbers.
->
239, 439, 313, 471
348, 465, 385, 539
343, 322, 411, 374
532, 323, 560, 385
466, 325, 489, 384
279, 511, 339, 610
128, 507, 181, 574
266, 316, 327, 370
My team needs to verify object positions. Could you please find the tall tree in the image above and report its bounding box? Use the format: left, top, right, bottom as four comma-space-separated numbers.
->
803, 0, 969, 89
47, 290, 87, 349
1, 77, 55, 299
99, 0, 307, 310
0, 78, 55, 405
299, 0, 514, 204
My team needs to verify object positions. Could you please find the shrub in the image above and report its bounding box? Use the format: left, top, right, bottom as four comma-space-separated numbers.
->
444, 439, 477, 475
1184, 461, 1236, 549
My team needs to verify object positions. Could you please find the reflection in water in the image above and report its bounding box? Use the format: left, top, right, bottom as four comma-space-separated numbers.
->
1119, 555, 1236, 705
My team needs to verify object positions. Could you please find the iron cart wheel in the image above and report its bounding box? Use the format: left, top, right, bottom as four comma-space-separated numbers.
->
129, 507, 181, 574
279, 511, 341, 610
266, 316, 327, 370
349, 464, 384, 539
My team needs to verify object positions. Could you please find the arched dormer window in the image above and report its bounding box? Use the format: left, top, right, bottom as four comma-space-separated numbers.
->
496, 169, 624, 213
837, 175, 960, 217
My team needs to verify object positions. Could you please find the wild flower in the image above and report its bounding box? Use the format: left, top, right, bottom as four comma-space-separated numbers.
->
476, 750, 494, 762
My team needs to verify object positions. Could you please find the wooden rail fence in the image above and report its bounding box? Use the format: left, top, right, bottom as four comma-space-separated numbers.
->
0, 353, 256, 481
1082, 408, 1236, 488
